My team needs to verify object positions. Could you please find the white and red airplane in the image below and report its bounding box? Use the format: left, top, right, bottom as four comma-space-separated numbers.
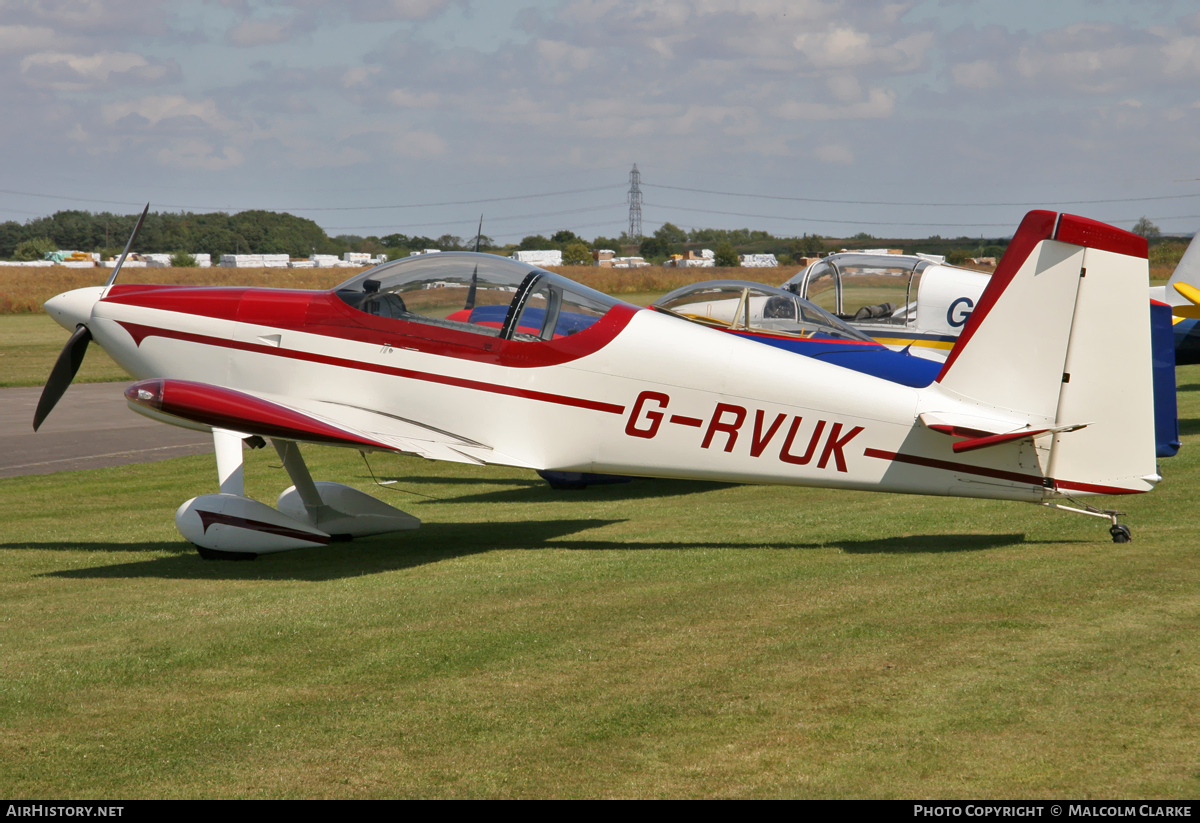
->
36, 209, 1157, 558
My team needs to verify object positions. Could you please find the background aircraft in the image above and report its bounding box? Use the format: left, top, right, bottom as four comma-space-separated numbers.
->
36, 210, 1158, 557
652, 280, 941, 388
780, 250, 1180, 458
1148, 231, 1200, 365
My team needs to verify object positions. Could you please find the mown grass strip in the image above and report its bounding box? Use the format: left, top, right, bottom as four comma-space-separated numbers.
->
1, 370, 1198, 797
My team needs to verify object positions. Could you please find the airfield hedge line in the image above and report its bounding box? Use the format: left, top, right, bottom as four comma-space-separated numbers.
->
0, 265, 781, 315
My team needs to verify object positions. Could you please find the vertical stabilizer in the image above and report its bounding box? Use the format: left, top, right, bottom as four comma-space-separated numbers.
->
935, 211, 1156, 495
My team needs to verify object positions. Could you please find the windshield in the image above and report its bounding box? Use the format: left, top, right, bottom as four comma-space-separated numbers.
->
653, 280, 872, 342
334, 252, 628, 340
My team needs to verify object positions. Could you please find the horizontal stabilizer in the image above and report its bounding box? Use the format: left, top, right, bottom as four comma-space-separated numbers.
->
920, 412, 1088, 453
1172, 282, 1200, 318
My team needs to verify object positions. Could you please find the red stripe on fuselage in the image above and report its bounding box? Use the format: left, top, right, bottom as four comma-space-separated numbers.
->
115, 321, 627, 415
863, 448, 1143, 495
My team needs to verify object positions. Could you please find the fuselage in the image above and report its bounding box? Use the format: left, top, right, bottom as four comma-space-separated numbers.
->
41, 269, 1129, 504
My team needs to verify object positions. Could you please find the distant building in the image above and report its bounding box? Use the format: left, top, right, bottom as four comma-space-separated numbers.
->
665, 249, 715, 267
739, 253, 778, 268
512, 250, 563, 267
220, 254, 289, 268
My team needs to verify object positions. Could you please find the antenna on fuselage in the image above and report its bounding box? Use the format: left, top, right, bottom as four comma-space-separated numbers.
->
464, 214, 483, 311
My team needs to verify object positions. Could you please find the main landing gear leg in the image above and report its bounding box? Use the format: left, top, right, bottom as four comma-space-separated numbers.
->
1041, 502, 1131, 543
175, 432, 419, 560
271, 440, 420, 541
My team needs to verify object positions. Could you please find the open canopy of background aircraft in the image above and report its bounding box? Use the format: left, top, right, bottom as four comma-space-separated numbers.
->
781, 252, 990, 359
36, 209, 1159, 557
652, 280, 942, 388
775, 249, 1180, 458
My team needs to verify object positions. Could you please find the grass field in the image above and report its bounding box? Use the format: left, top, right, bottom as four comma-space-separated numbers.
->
0, 264, 781, 316
0, 314, 127, 387
1, 263, 1195, 798
1, 356, 1198, 797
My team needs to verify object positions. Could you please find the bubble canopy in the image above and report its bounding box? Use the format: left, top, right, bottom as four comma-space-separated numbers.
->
653, 280, 872, 343
333, 252, 627, 341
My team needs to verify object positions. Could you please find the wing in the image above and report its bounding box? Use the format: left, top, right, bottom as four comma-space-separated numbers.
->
123, 378, 534, 468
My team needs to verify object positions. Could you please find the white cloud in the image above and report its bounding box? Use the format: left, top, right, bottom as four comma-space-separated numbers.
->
826, 74, 863, 102
815, 143, 853, 164
20, 51, 177, 90
1161, 34, 1200, 76
154, 139, 244, 170
387, 88, 440, 107
342, 65, 381, 88
951, 60, 1000, 89
227, 15, 309, 48
553, 0, 932, 72
775, 87, 896, 120
794, 26, 872, 68
0, 25, 59, 54
279, 139, 371, 169
19, 0, 111, 29
0, 1, 173, 38
343, 0, 455, 23
391, 129, 447, 159
793, 27, 931, 71
955, 21, 1200, 96
536, 39, 594, 78
101, 95, 235, 130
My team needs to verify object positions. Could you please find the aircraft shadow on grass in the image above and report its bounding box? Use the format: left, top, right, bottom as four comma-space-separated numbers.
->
1176, 418, 1200, 437
385, 476, 739, 505
18, 524, 1039, 582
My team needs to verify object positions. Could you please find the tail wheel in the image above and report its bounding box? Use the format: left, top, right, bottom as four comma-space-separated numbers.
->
1110, 524, 1132, 543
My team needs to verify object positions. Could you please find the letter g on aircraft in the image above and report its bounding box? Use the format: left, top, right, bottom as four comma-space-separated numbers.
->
625, 391, 669, 439
947, 296, 974, 328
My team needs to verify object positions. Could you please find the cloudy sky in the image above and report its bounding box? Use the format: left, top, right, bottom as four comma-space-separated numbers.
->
2, 0, 1198, 242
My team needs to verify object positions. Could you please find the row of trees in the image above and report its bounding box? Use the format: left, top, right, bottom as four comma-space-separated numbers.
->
5, 208, 1177, 266
630, 222, 831, 263
0, 209, 339, 260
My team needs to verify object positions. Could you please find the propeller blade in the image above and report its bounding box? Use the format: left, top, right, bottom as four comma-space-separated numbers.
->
33, 324, 92, 431
103, 202, 150, 291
